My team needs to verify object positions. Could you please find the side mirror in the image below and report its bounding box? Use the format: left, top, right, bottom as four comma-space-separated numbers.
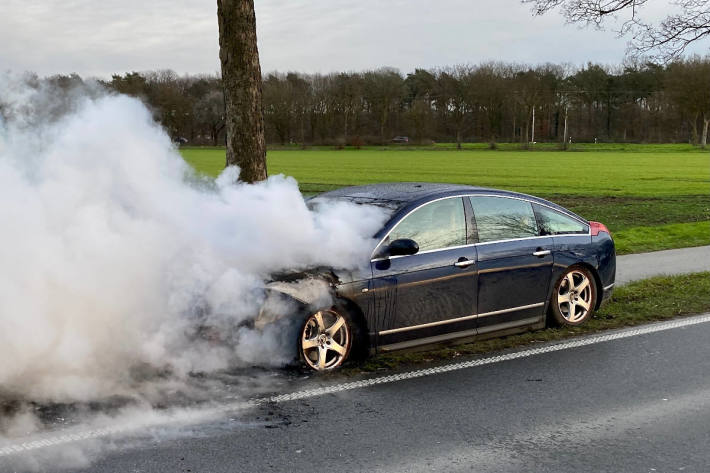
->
385, 238, 419, 257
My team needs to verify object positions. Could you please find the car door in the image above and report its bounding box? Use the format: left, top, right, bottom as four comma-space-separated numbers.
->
371, 196, 478, 350
469, 196, 553, 334
533, 203, 594, 285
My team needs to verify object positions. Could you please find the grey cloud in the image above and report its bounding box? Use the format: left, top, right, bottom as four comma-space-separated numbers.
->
0, 0, 706, 78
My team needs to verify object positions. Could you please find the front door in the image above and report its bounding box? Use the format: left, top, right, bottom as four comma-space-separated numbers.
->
371, 197, 478, 349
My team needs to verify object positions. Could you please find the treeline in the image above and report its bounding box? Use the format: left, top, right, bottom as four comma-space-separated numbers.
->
11, 58, 710, 147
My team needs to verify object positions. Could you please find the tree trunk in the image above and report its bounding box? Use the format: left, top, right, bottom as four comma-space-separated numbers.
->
212, 121, 225, 146
690, 112, 699, 145
309, 111, 316, 144
299, 112, 305, 148
702, 114, 709, 148
380, 107, 388, 146
606, 97, 612, 139
343, 109, 349, 145
217, 0, 267, 182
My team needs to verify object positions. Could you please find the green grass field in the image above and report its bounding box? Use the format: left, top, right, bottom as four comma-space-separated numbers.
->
180, 145, 710, 254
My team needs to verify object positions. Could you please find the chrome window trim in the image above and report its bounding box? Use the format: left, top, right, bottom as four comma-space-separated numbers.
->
370, 192, 590, 261
371, 233, 590, 263
377, 302, 545, 336
473, 234, 555, 247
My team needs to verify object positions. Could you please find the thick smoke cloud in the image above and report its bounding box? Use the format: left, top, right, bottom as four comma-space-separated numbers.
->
0, 74, 387, 405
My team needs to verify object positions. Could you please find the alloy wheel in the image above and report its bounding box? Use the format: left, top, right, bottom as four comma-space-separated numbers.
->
557, 270, 593, 323
301, 309, 351, 371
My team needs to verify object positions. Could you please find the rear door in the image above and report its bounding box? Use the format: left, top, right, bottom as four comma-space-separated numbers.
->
371, 197, 478, 350
469, 196, 553, 334
533, 202, 594, 292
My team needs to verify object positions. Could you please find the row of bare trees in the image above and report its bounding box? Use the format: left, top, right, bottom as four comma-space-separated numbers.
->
25, 58, 710, 148
254, 59, 710, 147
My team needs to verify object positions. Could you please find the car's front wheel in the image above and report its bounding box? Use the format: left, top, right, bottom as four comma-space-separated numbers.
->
549, 266, 597, 326
300, 308, 353, 371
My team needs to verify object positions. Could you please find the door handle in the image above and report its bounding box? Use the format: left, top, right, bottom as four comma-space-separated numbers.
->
454, 259, 476, 268
532, 249, 551, 257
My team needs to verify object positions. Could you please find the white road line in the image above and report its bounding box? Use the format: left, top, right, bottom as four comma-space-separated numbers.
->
263, 313, 710, 403
3, 313, 710, 458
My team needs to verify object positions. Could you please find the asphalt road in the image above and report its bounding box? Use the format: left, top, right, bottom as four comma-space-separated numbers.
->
2, 315, 708, 473
2, 245, 710, 472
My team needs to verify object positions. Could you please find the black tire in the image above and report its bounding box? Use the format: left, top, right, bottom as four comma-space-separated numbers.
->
549, 265, 598, 327
298, 304, 363, 371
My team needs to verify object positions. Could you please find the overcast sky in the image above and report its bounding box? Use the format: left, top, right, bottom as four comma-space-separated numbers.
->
0, 0, 706, 78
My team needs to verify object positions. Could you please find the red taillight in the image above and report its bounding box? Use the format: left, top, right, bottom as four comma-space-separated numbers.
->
590, 221, 610, 236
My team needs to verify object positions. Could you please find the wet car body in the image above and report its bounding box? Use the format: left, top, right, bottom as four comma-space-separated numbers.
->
263, 182, 616, 357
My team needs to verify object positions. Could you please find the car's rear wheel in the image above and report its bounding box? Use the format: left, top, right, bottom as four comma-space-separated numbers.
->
300, 308, 352, 371
549, 266, 597, 326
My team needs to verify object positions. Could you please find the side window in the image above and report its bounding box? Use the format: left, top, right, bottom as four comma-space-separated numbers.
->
534, 204, 589, 235
469, 196, 538, 243
385, 197, 466, 252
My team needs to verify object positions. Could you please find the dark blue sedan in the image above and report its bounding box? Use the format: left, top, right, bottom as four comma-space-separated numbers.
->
260, 183, 616, 371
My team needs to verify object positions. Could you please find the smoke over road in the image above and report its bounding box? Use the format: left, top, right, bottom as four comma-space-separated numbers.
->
0, 74, 386, 411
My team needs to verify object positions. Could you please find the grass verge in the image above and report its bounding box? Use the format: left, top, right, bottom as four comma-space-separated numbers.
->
613, 221, 710, 254
345, 272, 710, 374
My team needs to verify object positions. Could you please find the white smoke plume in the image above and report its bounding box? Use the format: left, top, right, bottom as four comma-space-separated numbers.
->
0, 73, 387, 406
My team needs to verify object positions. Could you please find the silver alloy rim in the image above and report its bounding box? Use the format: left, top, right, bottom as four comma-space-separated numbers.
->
301, 310, 350, 371
557, 270, 593, 323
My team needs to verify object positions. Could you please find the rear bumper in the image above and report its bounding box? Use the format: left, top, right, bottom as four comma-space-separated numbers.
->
599, 282, 615, 307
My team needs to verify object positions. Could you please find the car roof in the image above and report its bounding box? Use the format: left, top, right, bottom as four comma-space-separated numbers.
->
314, 182, 586, 223
317, 182, 488, 208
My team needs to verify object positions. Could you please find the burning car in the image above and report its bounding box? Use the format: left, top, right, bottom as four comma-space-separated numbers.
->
257, 183, 616, 371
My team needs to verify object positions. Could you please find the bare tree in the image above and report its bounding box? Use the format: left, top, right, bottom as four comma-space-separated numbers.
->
363, 68, 405, 145
332, 72, 364, 145
404, 69, 436, 144
435, 67, 472, 150
194, 89, 226, 146
523, 0, 710, 62
286, 73, 312, 147
665, 57, 710, 146
217, 0, 267, 182
263, 73, 293, 145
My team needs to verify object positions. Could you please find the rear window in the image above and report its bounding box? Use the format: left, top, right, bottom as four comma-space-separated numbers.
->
469, 196, 538, 243
534, 204, 589, 235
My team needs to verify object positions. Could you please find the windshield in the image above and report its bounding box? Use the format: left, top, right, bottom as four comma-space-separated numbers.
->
307, 195, 400, 216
